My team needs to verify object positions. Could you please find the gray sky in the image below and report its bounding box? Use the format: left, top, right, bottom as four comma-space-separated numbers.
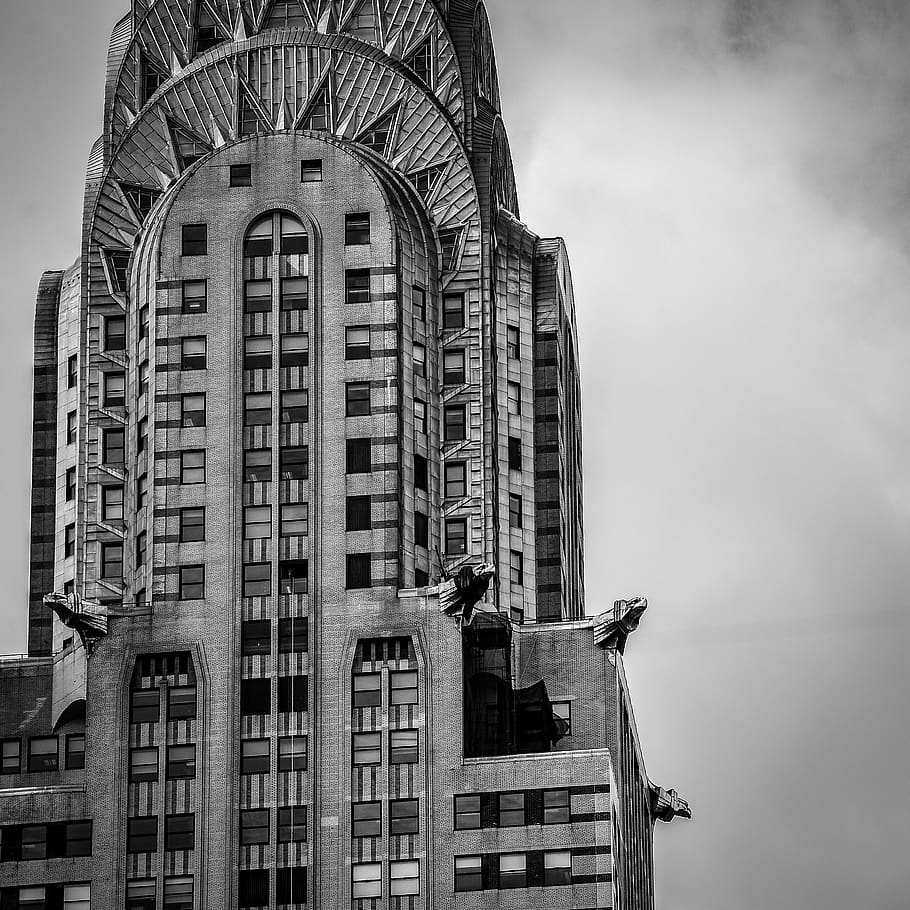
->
2, 0, 909, 906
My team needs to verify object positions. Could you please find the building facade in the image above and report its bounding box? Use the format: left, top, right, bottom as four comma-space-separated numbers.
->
1, 2, 688, 909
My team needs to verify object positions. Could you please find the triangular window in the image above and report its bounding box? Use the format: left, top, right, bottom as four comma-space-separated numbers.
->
300, 81, 331, 132
343, 0, 377, 42
168, 120, 212, 170
140, 53, 168, 105
408, 164, 447, 203
404, 38, 432, 86
439, 227, 465, 273
105, 250, 132, 295
239, 91, 270, 137
355, 104, 400, 157
120, 184, 162, 224
262, 0, 309, 29
195, 4, 227, 54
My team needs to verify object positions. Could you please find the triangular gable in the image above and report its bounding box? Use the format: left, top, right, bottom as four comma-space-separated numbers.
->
407, 162, 449, 204
438, 226, 466, 273
238, 80, 274, 136
295, 74, 333, 131
403, 36, 432, 86
354, 102, 402, 158
139, 50, 169, 105
167, 117, 213, 171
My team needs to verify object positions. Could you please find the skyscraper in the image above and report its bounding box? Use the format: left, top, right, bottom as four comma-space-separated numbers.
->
1, 3, 689, 909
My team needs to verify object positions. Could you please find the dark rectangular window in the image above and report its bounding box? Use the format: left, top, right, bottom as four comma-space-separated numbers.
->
104, 316, 127, 351
179, 564, 204, 599
64, 820, 91, 856
281, 334, 309, 367
27, 737, 57, 773
19, 825, 45, 860
181, 393, 206, 427
165, 814, 195, 851
390, 799, 418, 835
280, 503, 309, 537
181, 336, 206, 370
415, 512, 428, 548
67, 410, 77, 444
443, 350, 465, 385
413, 343, 426, 379
240, 739, 269, 775
352, 732, 381, 766
444, 405, 466, 442
103, 371, 126, 408
508, 436, 522, 471
499, 792, 526, 827
102, 484, 123, 522
455, 855, 483, 892
346, 554, 371, 589
278, 617, 308, 653
239, 809, 269, 846
181, 224, 207, 256
239, 870, 269, 910
507, 325, 520, 359
126, 878, 156, 910
413, 286, 426, 321
301, 158, 323, 182
346, 438, 371, 473
352, 673, 381, 708
278, 736, 307, 771
454, 794, 481, 830
67, 353, 78, 388
129, 747, 158, 781
445, 462, 467, 499
509, 492, 523, 528
280, 276, 309, 310
445, 518, 467, 556
280, 390, 309, 423
241, 679, 270, 716
277, 868, 307, 904
352, 801, 381, 838
127, 816, 158, 853
278, 676, 308, 713
179, 507, 205, 542
1, 739, 21, 774
131, 688, 160, 723
244, 392, 272, 426
543, 789, 571, 825
278, 806, 307, 843
136, 473, 149, 511
101, 542, 123, 580
181, 280, 207, 314
279, 559, 308, 595
543, 851, 572, 886
345, 382, 371, 416
345, 212, 371, 245
345, 326, 371, 360
64, 523, 76, 558
443, 292, 465, 330
346, 495, 371, 532
414, 399, 427, 435
510, 550, 524, 586
139, 305, 150, 340
345, 268, 371, 304
414, 453, 428, 491
66, 467, 77, 501
230, 164, 252, 187
389, 729, 418, 764
241, 448, 270, 483
166, 744, 196, 779
181, 450, 205, 484
241, 620, 271, 655
163, 876, 193, 910
168, 686, 196, 720
507, 381, 521, 416
499, 853, 527, 889
244, 335, 272, 369
244, 278, 272, 313
280, 446, 308, 480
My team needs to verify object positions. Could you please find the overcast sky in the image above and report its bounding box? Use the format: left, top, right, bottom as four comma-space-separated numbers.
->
1, 1, 909, 907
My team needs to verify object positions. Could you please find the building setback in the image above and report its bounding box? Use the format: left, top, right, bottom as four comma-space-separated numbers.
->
0, 2, 689, 909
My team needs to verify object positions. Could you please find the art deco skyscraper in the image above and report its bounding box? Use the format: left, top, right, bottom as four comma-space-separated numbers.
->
1, 3, 688, 909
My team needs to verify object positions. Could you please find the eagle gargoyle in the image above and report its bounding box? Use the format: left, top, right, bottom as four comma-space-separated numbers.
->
439, 563, 495, 625
593, 597, 648, 652
43, 592, 109, 656
650, 784, 693, 823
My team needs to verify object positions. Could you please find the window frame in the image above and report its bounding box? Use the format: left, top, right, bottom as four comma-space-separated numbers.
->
179, 564, 205, 600
180, 450, 205, 485
498, 791, 527, 827
181, 223, 208, 256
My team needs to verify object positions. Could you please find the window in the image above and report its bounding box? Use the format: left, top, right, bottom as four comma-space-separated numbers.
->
181, 336, 206, 370
352, 673, 381, 708
445, 462, 467, 499
105, 316, 126, 351
280, 446, 308, 480
166, 744, 196, 779
163, 876, 193, 910
345, 269, 371, 304
242, 620, 271, 655
103, 371, 126, 408
244, 562, 272, 596
415, 511, 428, 549
543, 789, 571, 825
165, 814, 195, 851
454, 794, 481, 830
179, 507, 205, 542
390, 860, 420, 896
444, 350, 465, 386
278, 806, 307, 842
182, 224, 207, 256
241, 449, 270, 483
129, 747, 158, 781
126, 879, 156, 910
444, 405, 466, 441
345, 382, 370, 416
552, 701, 572, 736
352, 801, 381, 837
389, 729, 418, 764
301, 158, 322, 182
101, 486, 123, 521
179, 565, 204, 599
230, 163, 252, 187
138, 360, 149, 397
181, 280, 207, 313
499, 853, 527, 889
346, 495, 371, 532
414, 399, 427, 435
279, 559, 308, 595
281, 334, 309, 367
278, 736, 307, 771
168, 686, 196, 720
181, 393, 206, 427
413, 453, 428, 492
278, 676, 308, 713
277, 868, 306, 904
509, 492, 523, 528
346, 438, 371, 473
507, 325, 520, 359
139, 305, 150, 341
445, 518, 467, 556
64, 523, 76, 558
135, 531, 148, 568
101, 542, 123, 579
67, 353, 78, 388
508, 436, 522, 471
66, 467, 76, 501
244, 505, 272, 540
544, 850, 572, 886
1, 739, 21, 774
64, 822, 91, 857
390, 799, 419, 835
131, 688, 160, 723
280, 390, 309, 423
244, 335, 272, 370
281, 214, 307, 254
241, 679, 270, 715
510, 550, 524, 586
507, 381, 521, 416
128, 816, 158, 853
244, 392, 272, 426
280, 276, 308, 310
240, 809, 269, 845
413, 285, 426, 321
352, 732, 381, 766
136, 473, 149, 511
67, 410, 77, 444
345, 326, 371, 360
20, 825, 46, 859
181, 450, 205, 484
240, 739, 269, 774
443, 292, 465, 330
18, 888, 47, 908
454, 855, 483, 892
499, 792, 526, 827
244, 278, 272, 313
352, 863, 381, 899
390, 670, 418, 706
345, 213, 371, 245
346, 554, 371, 589
413, 343, 426, 379
280, 503, 309, 537
278, 618, 308, 653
